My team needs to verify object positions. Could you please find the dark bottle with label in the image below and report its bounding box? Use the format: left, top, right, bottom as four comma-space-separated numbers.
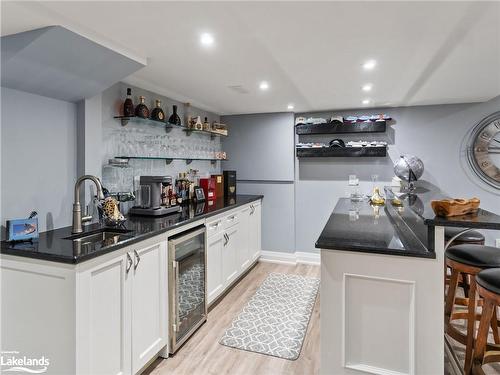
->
135, 96, 150, 119
151, 100, 165, 122
203, 116, 210, 131
123, 88, 134, 117
168, 105, 182, 125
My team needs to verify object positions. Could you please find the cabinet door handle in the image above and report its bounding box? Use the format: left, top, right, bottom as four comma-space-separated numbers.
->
250, 205, 255, 214
133, 250, 140, 270
126, 252, 133, 274
223, 233, 229, 246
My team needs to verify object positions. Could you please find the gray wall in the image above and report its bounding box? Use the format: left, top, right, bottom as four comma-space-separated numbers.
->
1, 87, 77, 238
222, 113, 294, 181
222, 112, 296, 253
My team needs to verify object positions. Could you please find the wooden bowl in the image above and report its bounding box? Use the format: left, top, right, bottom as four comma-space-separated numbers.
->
431, 198, 480, 217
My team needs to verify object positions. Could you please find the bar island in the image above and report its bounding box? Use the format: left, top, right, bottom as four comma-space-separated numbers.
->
316, 185, 500, 375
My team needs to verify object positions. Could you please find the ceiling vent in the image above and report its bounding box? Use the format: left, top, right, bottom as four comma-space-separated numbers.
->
227, 85, 249, 94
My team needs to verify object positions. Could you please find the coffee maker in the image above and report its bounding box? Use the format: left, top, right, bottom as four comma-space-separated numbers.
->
129, 176, 180, 216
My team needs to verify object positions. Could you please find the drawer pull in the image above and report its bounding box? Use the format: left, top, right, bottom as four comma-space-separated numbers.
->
126, 252, 133, 274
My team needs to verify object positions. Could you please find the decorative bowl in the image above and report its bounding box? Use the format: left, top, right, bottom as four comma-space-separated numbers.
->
431, 198, 480, 217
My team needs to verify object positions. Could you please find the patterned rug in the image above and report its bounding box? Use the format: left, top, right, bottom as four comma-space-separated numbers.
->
219, 272, 320, 360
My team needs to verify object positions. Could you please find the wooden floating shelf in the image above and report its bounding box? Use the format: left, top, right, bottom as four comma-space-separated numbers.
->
296, 146, 387, 158
295, 120, 386, 135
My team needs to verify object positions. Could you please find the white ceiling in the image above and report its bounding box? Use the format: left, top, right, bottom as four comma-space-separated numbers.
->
2, 1, 500, 115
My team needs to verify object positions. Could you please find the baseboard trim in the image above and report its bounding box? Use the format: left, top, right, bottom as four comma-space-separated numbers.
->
260, 250, 320, 266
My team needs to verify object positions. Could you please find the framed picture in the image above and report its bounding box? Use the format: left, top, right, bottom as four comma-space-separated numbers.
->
194, 187, 205, 202
7, 218, 39, 242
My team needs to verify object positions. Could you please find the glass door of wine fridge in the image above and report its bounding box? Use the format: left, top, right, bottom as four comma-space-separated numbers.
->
168, 225, 206, 353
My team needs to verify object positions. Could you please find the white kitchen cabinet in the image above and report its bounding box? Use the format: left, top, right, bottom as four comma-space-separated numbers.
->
222, 224, 239, 286
77, 236, 167, 375
131, 242, 167, 374
207, 232, 224, 304
249, 202, 262, 261
77, 252, 132, 375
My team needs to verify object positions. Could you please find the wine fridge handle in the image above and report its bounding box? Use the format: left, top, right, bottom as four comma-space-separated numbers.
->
174, 260, 180, 331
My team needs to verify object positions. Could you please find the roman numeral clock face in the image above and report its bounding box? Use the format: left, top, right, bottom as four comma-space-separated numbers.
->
468, 113, 500, 190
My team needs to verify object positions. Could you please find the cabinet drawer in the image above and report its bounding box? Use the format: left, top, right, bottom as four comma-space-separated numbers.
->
223, 212, 239, 230
206, 218, 223, 238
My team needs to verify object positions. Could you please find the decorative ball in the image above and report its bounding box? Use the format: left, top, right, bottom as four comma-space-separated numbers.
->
394, 155, 424, 182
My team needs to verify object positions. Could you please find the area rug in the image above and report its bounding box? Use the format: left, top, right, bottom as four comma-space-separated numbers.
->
219, 272, 320, 360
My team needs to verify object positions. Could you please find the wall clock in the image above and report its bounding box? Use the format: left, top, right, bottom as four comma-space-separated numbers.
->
466, 111, 500, 190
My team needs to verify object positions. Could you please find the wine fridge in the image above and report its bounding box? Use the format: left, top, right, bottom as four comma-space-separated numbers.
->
168, 225, 207, 353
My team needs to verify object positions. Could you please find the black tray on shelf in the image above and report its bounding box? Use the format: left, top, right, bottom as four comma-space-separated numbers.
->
296, 146, 387, 158
295, 120, 386, 135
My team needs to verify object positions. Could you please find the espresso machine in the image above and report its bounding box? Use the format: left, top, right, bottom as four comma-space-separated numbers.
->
129, 176, 180, 216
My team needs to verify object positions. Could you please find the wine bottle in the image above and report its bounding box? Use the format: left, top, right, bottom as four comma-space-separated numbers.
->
168, 105, 182, 125
203, 117, 210, 131
123, 88, 134, 117
151, 100, 165, 122
135, 96, 150, 119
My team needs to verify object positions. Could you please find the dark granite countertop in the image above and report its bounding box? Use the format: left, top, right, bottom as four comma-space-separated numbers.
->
315, 198, 435, 258
316, 182, 500, 258
0, 195, 263, 264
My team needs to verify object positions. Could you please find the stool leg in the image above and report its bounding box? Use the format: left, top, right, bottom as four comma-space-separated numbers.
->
472, 299, 495, 375
465, 276, 477, 375
462, 273, 470, 298
490, 306, 500, 344
445, 269, 460, 321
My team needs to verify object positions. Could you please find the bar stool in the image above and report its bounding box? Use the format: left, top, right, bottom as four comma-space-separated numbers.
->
445, 244, 500, 374
472, 268, 500, 375
445, 228, 486, 296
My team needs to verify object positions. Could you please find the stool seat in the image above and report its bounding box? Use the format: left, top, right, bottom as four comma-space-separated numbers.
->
446, 245, 500, 268
477, 268, 500, 295
445, 227, 485, 243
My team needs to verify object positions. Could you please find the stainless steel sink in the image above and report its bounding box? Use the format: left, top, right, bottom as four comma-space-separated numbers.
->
64, 228, 133, 247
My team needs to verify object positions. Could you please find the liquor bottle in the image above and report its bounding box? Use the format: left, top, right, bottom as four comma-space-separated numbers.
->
123, 88, 134, 117
151, 100, 165, 122
168, 105, 182, 125
203, 117, 210, 131
135, 96, 150, 119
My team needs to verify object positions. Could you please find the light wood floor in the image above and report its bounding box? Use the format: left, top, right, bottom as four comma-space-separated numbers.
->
143, 261, 320, 375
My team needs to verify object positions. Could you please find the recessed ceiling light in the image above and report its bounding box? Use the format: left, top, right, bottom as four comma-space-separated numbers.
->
362, 99, 371, 105
200, 33, 214, 47
362, 84, 373, 92
287, 104, 294, 110
362, 59, 377, 71
259, 81, 269, 90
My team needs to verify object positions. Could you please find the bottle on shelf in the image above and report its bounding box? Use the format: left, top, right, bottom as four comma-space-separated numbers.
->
203, 117, 210, 131
151, 100, 165, 122
123, 88, 135, 117
185, 103, 192, 128
168, 105, 182, 126
135, 96, 150, 119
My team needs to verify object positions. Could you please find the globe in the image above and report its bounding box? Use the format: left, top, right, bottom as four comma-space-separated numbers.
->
394, 155, 424, 184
